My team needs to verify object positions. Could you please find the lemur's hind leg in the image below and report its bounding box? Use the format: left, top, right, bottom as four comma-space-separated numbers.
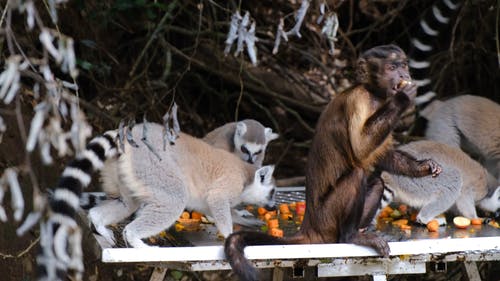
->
453, 188, 478, 219
122, 186, 188, 248
88, 198, 140, 245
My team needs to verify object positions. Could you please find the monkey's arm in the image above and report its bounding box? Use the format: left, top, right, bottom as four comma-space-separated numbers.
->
377, 149, 441, 177
350, 92, 410, 160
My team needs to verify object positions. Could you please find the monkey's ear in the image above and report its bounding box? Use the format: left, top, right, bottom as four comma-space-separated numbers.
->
356, 58, 369, 84
264, 128, 279, 143
235, 122, 247, 137
256, 165, 275, 184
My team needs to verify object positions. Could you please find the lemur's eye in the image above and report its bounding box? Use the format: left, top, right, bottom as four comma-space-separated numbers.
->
255, 150, 262, 155
241, 146, 249, 154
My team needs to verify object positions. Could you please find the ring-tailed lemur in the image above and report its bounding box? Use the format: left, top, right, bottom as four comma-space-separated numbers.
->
203, 119, 279, 226
377, 140, 500, 225
38, 122, 276, 280
421, 95, 500, 180
408, 0, 461, 106
203, 119, 279, 167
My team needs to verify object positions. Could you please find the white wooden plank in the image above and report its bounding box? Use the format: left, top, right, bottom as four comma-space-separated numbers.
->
317, 258, 426, 277
102, 236, 500, 263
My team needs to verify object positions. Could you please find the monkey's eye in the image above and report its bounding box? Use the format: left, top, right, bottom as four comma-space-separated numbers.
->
241, 146, 249, 154
386, 64, 397, 71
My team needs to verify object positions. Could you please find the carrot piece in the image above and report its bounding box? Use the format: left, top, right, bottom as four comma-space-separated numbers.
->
269, 228, 284, 237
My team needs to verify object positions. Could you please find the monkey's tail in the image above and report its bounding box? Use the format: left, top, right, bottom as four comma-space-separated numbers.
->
37, 131, 118, 281
225, 231, 287, 281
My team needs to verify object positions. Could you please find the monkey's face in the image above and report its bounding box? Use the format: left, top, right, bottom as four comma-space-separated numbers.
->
380, 56, 411, 96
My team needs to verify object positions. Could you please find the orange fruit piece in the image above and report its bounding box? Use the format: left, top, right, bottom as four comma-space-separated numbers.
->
267, 219, 279, 229
269, 228, 284, 237
470, 218, 482, 225
191, 211, 203, 220
453, 216, 471, 229
257, 207, 268, 216
426, 220, 439, 232
180, 211, 190, 219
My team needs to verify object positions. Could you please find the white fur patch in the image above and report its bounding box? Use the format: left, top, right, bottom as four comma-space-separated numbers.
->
53, 189, 80, 210
62, 167, 91, 187
432, 5, 450, 24
409, 59, 430, 69
117, 147, 151, 199
78, 150, 104, 170
48, 213, 78, 228
411, 38, 432, 52
90, 135, 117, 158
420, 19, 438, 36
240, 181, 274, 207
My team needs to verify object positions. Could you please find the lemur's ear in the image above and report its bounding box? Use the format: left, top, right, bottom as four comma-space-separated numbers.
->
235, 122, 247, 138
264, 128, 279, 142
256, 165, 275, 184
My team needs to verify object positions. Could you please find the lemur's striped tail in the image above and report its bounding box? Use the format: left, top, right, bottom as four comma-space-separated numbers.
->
409, 0, 461, 106
37, 132, 118, 281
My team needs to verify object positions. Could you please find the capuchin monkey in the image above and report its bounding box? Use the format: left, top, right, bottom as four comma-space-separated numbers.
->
38, 122, 277, 280
377, 140, 500, 225
224, 44, 442, 281
421, 95, 500, 180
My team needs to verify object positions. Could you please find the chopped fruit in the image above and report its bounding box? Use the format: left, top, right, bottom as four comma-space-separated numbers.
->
426, 220, 439, 232
257, 207, 268, 216
180, 211, 190, 219
279, 203, 290, 214
264, 212, 272, 221
269, 228, 284, 237
267, 219, 279, 229
245, 205, 255, 212
392, 219, 408, 227
453, 216, 471, 229
191, 211, 203, 220
470, 218, 482, 225
280, 212, 293, 220
175, 223, 185, 232
398, 204, 408, 214
390, 209, 402, 219
295, 201, 306, 215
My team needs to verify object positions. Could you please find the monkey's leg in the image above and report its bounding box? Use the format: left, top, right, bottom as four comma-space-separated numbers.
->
378, 150, 442, 177
88, 198, 140, 245
359, 176, 385, 229
123, 187, 188, 248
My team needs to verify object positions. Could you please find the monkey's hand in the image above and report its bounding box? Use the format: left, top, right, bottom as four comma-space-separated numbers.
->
420, 159, 442, 177
397, 80, 418, 101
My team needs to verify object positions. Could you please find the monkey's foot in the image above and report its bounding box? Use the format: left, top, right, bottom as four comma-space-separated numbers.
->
351, 232, 390, 257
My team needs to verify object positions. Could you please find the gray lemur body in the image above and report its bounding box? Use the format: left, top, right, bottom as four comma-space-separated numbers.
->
203, 119, 279, 226
380, 140, 500, 224
203, 119, 279, 167
421, 95, 500, 179
83, 123, 276, 248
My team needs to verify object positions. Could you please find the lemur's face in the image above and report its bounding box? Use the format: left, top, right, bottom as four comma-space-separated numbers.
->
479, 186, 500, 213
233, 121, 278, 166
240, 165, 276, 209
